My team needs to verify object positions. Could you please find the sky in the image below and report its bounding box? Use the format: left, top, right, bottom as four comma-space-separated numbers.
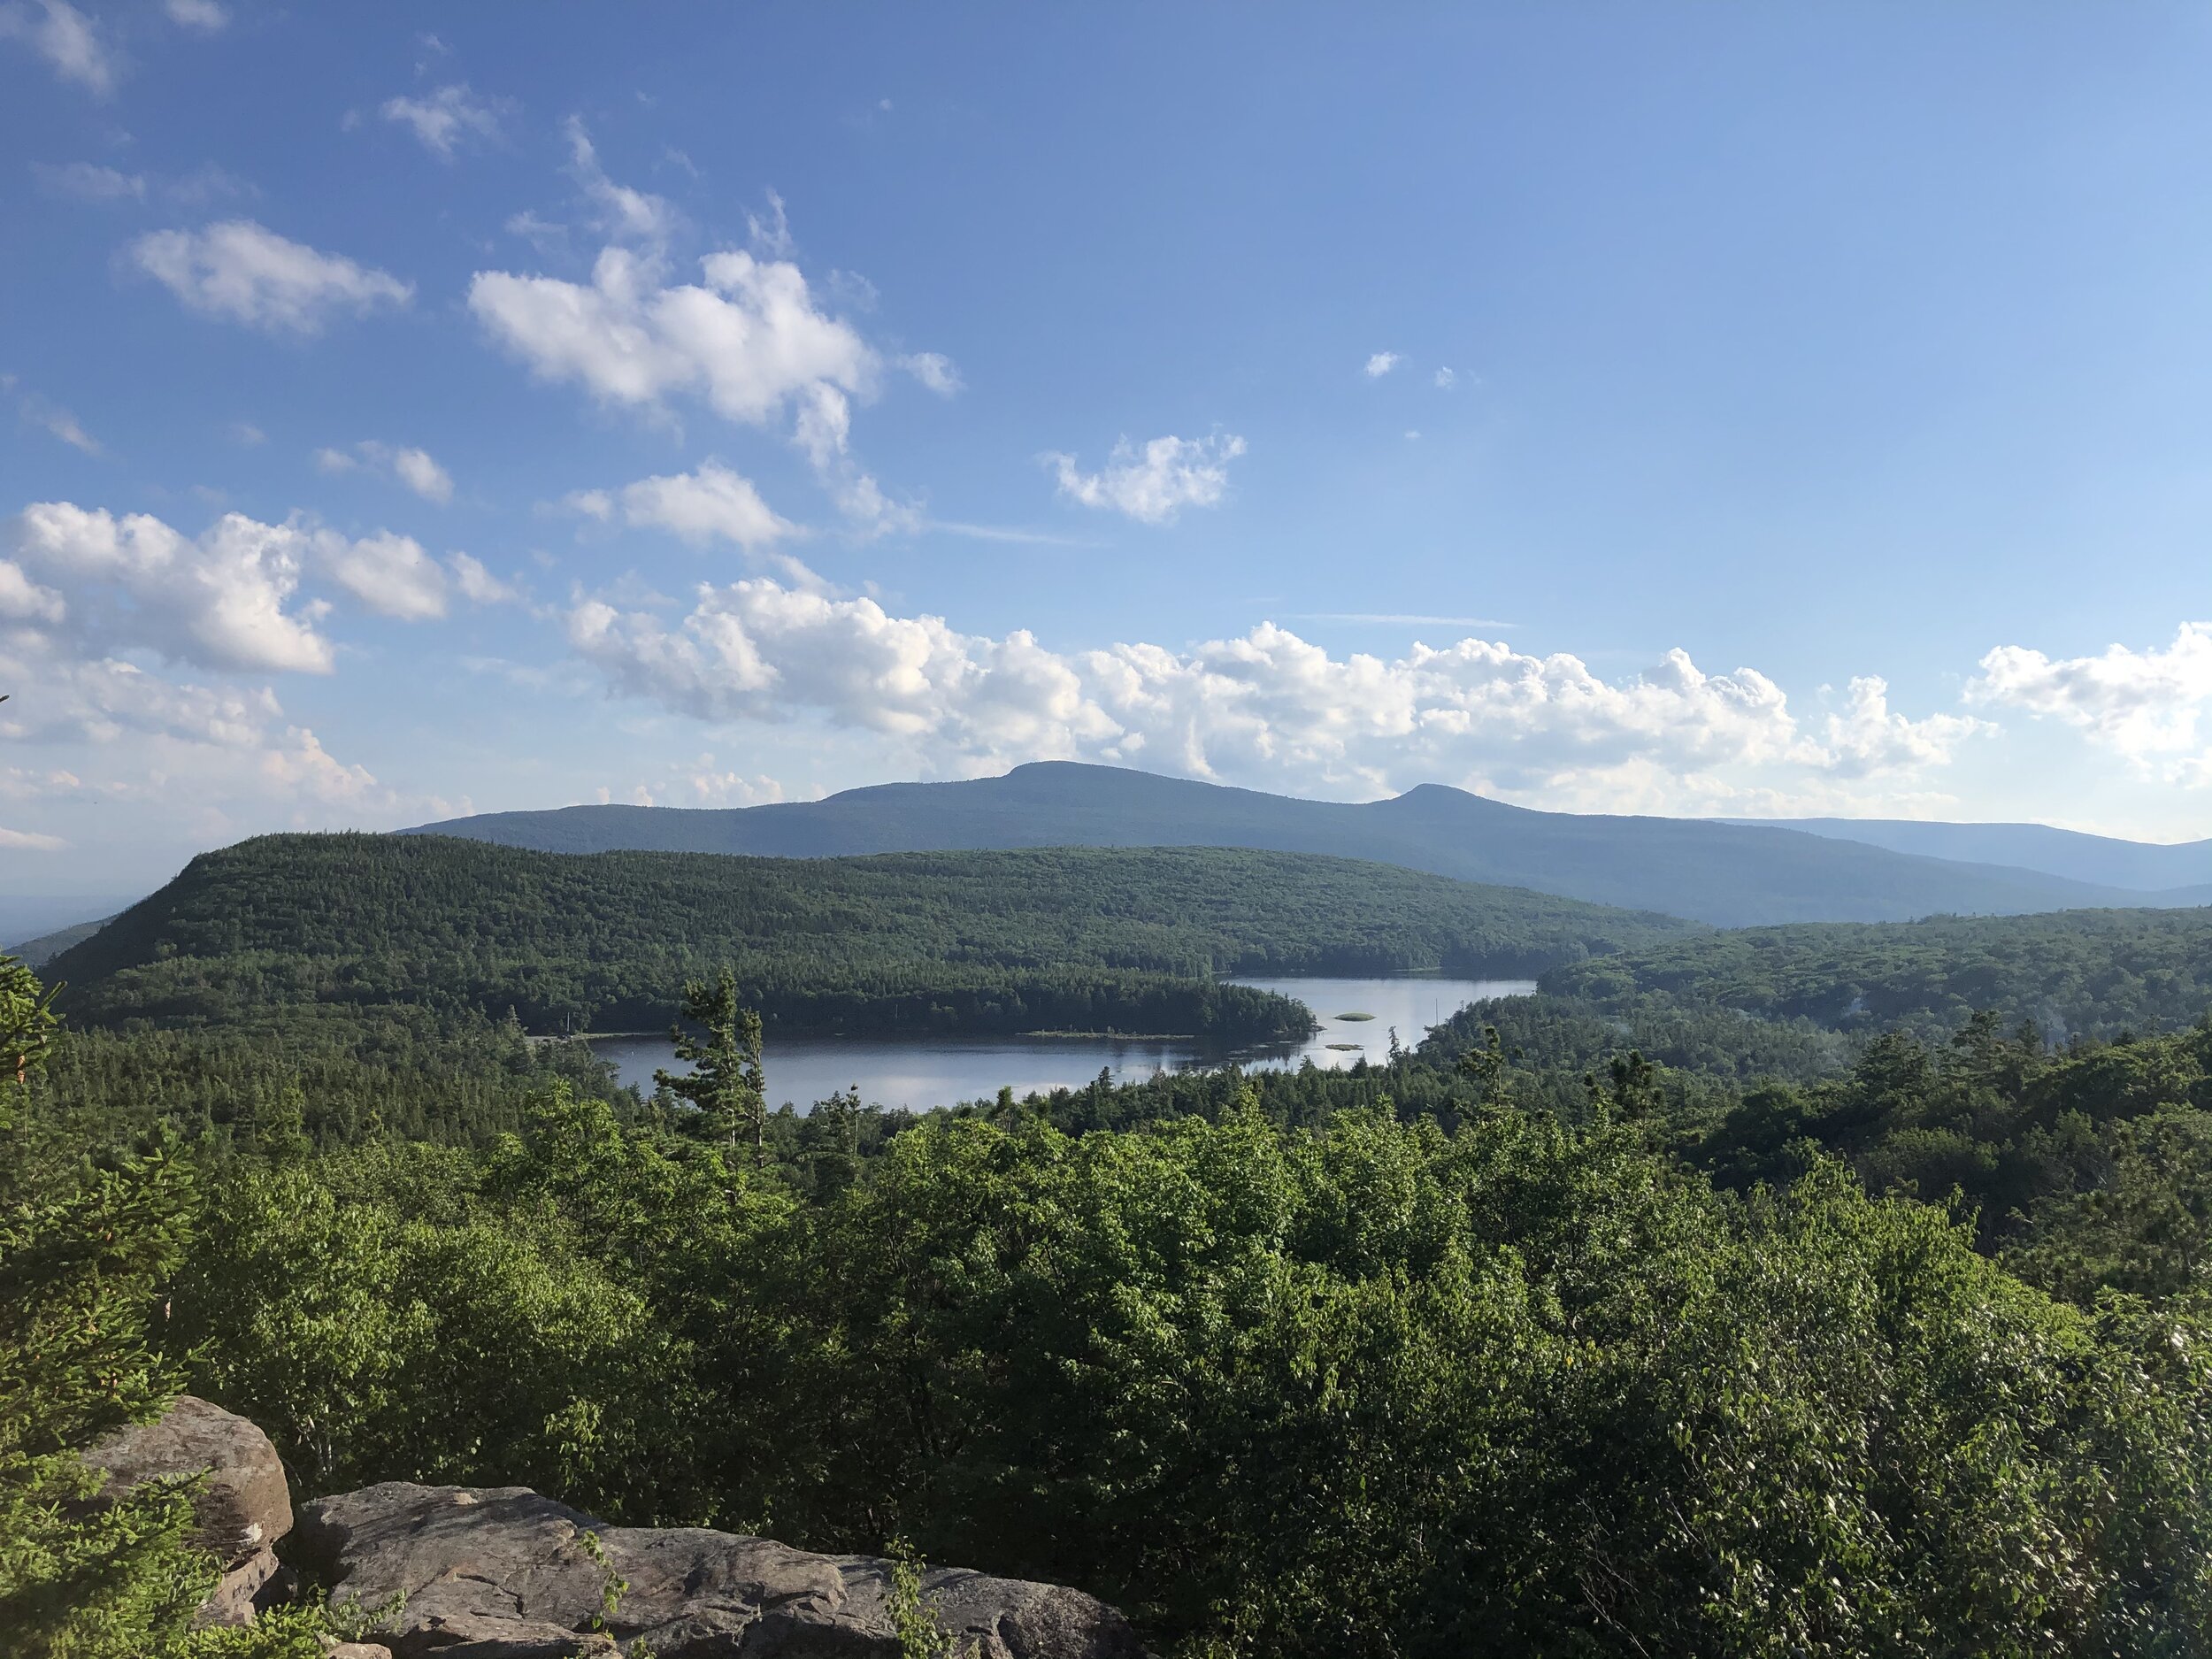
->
8, 2, 2212, 905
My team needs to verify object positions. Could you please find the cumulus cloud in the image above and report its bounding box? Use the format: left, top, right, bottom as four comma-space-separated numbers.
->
6, 501, 480, 676
1814, 676, 1989, 779
380, 82, 509, 157
319, 531, 449, 621
470, 242, 874, 428
1433, 366, 1455, 389
9, 501, 334, 672
595, 461, 796, 551
129, 220, 412, 334
0, 826, 67, 850
1044, 433, 1246, 525
0, 503, 485, 826
1, 1, 115, 95
562, 578, 1972, 809
1970, 624, 2212, 772
472, 140, 937, 534
1364, 351, 1400, 378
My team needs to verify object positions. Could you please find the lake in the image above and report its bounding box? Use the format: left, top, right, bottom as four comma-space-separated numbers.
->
590, 974, 1537, 1111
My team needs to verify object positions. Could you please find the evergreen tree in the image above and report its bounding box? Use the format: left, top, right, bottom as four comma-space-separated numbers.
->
656, 968, 767, 1164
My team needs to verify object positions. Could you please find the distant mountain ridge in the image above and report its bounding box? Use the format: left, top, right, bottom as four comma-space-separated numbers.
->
404, 761, 2209, 928
1727, 816, 2212, 892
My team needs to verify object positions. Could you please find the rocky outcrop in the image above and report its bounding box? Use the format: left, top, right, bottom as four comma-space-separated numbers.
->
293, 1482, 1146, 1659
82, 1394, 295, 1628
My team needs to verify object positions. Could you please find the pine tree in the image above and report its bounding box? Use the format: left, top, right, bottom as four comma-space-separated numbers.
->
655, 967, 768, 1164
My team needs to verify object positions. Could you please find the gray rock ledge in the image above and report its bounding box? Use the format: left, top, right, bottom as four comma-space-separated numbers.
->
293, 1481, 1146, 1659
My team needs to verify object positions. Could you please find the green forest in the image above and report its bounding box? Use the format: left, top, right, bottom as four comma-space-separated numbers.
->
48, 834, 1694, 1040
1540, 904, 2212, 1040
8, 835, 2212, 1658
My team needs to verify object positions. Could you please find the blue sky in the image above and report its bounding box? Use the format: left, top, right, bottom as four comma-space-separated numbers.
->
8, 2, 2212, 902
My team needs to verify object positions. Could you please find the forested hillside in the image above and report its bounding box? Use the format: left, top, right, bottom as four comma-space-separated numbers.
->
1540, 904, 2212, 1041
407, 759, 2179, 926
48, 834, 1692, 1039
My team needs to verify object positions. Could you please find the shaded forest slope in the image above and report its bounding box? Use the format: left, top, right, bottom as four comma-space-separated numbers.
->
48, 834, 1694, 1038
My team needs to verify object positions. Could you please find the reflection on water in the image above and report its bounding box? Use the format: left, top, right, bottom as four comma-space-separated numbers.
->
590, 974, 1536, 1112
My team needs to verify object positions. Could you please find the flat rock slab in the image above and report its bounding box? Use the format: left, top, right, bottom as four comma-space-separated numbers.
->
293, 1483, 1144, 1659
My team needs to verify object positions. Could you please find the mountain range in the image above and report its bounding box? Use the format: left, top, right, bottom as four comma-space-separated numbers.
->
405, 761, 2212, 929
1729, 817, 2212, 892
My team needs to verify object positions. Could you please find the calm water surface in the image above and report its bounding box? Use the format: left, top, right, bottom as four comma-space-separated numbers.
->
591, 974, 1536, 1111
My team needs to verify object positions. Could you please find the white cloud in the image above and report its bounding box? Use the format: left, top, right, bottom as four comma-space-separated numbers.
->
316, 440, 455, 503
562, 578, 1976, 811
380, 82, 509, 158
1970, 624, 2212, 774
561, 488, 614, 522
0, 826, 66, 850
129, 220, 412, 334
230, 422, 265, 447
0, 558, 66, 624
1, 1, 116, 96
472, 143, 937, 534
319, 530, 448, 621
901, 351, 962, 396
564, 117, 678, 244
1364, 351, 1400, 379
164, 0, 226, 30
449, 552, 517, 605
391, 446, 453, 503
7, 502, 472, 676
9, 501, 334, 672
31, 160, 143, 200
1434, 366, 1455, 389
469, 242, 875, 428
1814, 676, 1989, 779
613, 757, 786, 808
608, 461, 796, 551
1044, 432, 1246, 525
0, 633, 381, 811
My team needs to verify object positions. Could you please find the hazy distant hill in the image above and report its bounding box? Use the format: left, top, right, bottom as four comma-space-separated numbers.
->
4, 918, 109, 968
405, 761, 2191, 928
1728, 816, 2212, 892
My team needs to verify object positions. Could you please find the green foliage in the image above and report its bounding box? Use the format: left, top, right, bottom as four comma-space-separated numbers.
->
887, 1538, 964, 1659
49, 835, 1692, 1039
122, 1082, 2212, 1657
19, 928, 2212, 1655
656, 968, 766, 1160
1543, 903, 2212, 1042
0, 955, 337, 1658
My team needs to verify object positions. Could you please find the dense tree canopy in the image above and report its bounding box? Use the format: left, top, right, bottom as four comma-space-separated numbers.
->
1542, 905, 2212, 1041
47, 835, 1692, 1040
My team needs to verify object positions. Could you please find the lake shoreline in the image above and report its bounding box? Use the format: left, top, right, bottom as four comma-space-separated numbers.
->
585, 974, 1537, 1111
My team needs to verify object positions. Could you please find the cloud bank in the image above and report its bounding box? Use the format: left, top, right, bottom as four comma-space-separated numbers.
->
565, 574, 1979, 810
